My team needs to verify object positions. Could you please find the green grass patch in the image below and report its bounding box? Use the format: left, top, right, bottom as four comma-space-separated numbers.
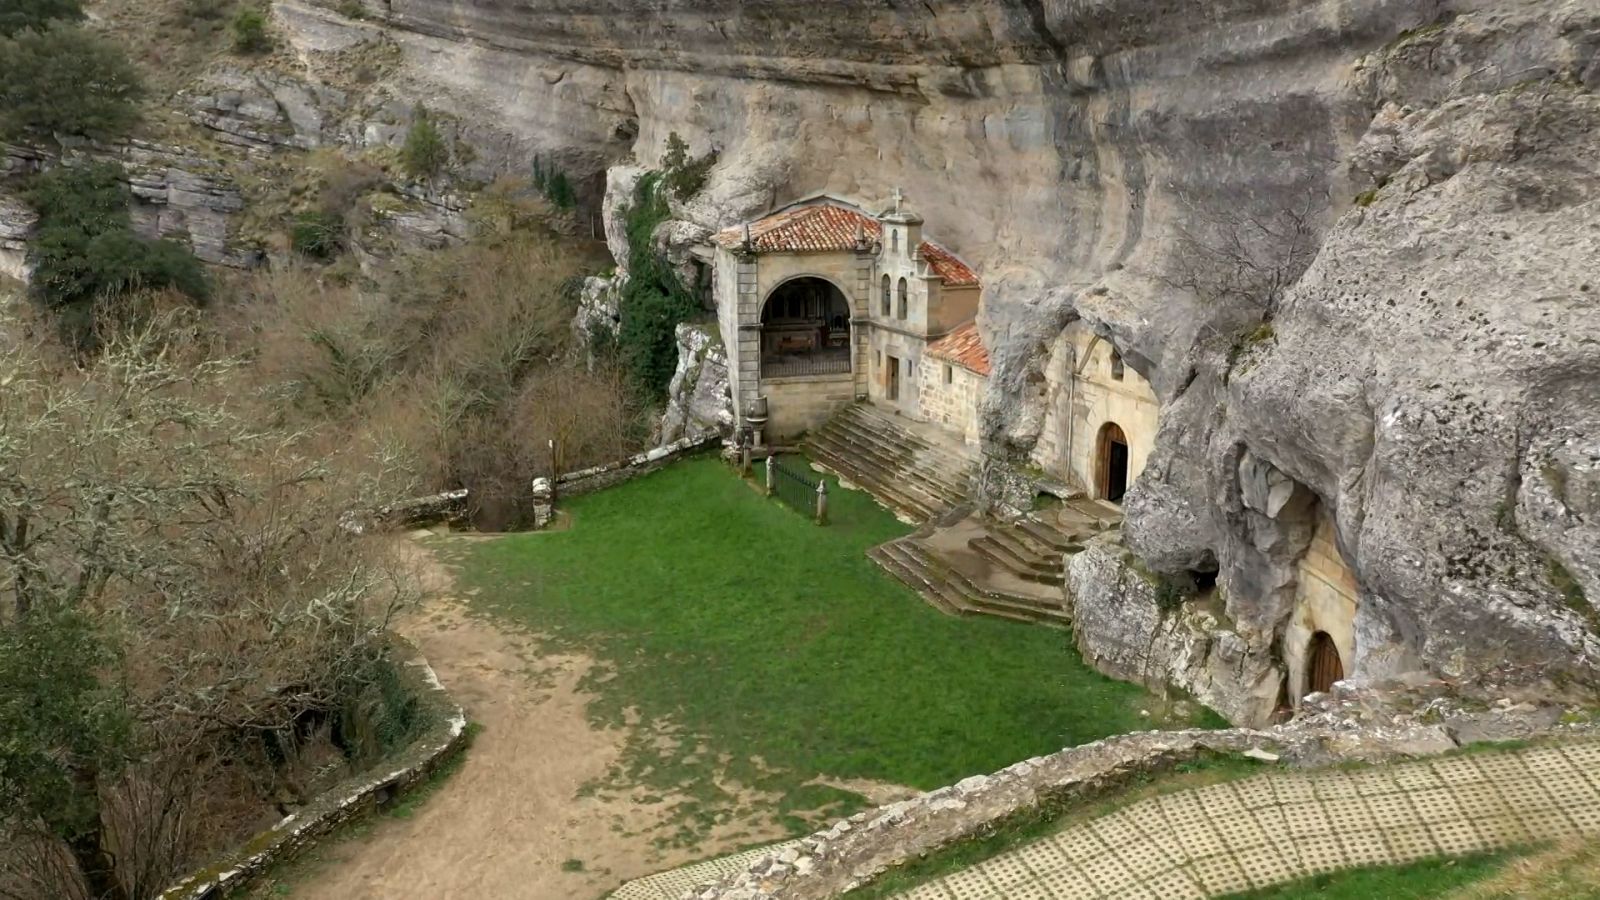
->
1219, 851, 1516, 899
446, 457, 1220, 847
853, 753, 1269, 898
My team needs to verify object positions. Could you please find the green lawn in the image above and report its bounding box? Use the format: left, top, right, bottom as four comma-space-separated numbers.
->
446, 456, 1220, 844
1218, 853, 1516, 900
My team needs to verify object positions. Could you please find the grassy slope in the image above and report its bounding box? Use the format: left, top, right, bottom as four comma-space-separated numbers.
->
1219, 853, 1516, 900
448, 457, 1219, 841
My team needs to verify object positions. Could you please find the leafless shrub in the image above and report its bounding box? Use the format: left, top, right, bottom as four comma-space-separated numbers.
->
1160, 191, 1325, 315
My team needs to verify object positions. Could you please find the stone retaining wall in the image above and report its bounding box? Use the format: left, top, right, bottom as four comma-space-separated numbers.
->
684, 685, 1594, 899
531, 435, 722, 526
157, 638, 468, 900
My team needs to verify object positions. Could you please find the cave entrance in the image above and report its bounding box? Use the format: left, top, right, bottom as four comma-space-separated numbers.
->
1097, 422, 1130, 503
760, 277, 852, 378
1306, 631, 1344, 697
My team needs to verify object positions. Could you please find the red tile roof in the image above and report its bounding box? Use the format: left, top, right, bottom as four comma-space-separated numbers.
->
926, 321, 991, 377
918, 241, 979, 287
713, 202, 980, 288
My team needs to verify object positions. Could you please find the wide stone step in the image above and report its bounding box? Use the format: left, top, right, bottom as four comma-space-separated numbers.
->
828, 413, 974, 475
805, 432, 969, 511
832, 406, 974, 470
815, 418, 973, 496
810, 430, 970, 504
1064, 497, 1125, 530
875, 538, 1071, 627
968, 536, 1066, 586
869, 544, 965, 617
987, 522, 1067, 566
1014, 517, 1084, 552
805, 442, 942, 521
804, 437, 951, 517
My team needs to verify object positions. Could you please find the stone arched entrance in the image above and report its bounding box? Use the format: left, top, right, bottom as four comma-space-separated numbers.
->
1096, 422, 1130, 503
1306, 631, 1344, 696
760, 277, 852, 378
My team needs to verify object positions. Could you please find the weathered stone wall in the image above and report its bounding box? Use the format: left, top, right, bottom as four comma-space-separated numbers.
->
916, 358, 985, 448
157, 638, 468, 900
531, 434, 723, 526
761, 374, 856, 442
686, 681, 1597, 899
1031, 321, 1161, 499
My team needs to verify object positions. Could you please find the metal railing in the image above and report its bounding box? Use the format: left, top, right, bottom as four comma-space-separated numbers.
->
764, 455, 829, 524
761, 352, 852, 379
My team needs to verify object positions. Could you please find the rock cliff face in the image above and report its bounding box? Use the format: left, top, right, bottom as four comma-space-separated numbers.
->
266, 0, 1599, 711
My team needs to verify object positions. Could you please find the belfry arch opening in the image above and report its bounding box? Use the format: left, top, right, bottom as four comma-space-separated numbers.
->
1096, 422, 1130, 503
760, 277, 852, 378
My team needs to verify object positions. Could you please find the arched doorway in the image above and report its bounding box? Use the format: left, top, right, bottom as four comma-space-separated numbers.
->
760, 277, 852, 378
1096, 422, 1130, 503
1306, 631, 1344, 696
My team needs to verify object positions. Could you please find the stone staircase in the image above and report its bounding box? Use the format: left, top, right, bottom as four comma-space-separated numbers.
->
802, 403, 976, 521
967, 499, 1124, 587
870, 535, 1073, 628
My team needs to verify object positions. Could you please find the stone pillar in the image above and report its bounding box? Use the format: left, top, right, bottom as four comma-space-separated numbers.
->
815, 479, 829, 526
529, 477, 554, 530
735, 255, 762, 424
765, 454, 776, 497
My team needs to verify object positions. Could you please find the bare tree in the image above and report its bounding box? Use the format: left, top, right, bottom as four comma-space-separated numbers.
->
0, 319, 413, 899
1160, 191, 1326, 315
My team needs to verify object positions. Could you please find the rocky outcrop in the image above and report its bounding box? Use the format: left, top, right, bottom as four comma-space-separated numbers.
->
266, 0, 1600, 706
0, 192, 34, 281
659, 322, 733, 445
1066, 540, 1279, 725
184, 66, 350, 152
1, 140, 261, 271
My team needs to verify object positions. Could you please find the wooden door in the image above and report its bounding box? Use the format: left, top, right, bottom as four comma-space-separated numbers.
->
887, 355, 900, 401
1307, 632, 1344, 696
1097, 423, 1129, 503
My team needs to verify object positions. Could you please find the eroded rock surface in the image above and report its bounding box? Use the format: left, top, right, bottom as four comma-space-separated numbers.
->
35, 0, 1581, 710
659, 322, 733, 445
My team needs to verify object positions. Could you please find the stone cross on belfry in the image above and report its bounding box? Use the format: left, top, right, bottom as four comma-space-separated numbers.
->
891, 186, 906, 214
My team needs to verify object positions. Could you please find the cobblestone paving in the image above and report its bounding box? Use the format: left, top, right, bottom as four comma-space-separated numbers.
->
611, 840, 802, 900
905, 743, 1600, 899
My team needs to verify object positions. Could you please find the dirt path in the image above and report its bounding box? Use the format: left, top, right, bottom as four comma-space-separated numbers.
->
288, 538, 787, 900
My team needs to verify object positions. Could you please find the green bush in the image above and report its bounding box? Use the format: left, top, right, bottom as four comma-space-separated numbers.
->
0, 24, 144, 143
530, 154, 576, 209
400, 107, 449, 179
336, 0, 366, 18
661, 131, 717, 201
291, 209, 346, 259
231, 5, 271, 53
614, 173, 699, 397
25, 164, 208, 327
0, 0, 83, 36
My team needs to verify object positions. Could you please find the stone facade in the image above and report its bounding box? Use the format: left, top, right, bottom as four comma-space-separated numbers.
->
915, 355, 985, 447
1031, 321, 1160, 500
709, 196, 982, 443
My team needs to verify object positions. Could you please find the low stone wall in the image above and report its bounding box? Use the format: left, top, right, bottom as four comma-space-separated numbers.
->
684, 684, 1593, 899
531, 435, 722, 526
157, 638, 468, 900
339, 488, 471, 534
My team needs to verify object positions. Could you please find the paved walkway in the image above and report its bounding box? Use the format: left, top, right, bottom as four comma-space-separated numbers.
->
611, 840, 802, 900
608, 743, 1600, 900
905, 742, 1600, 899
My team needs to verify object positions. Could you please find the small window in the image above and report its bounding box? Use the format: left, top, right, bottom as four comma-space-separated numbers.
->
876, 350, 882, 371
906, 360, 913, 378
897, 278, 908, 320
880, 275, 891, 317
1110, 349, 1125, 381
891, 229, 899, 253
944, 364, 953, 385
